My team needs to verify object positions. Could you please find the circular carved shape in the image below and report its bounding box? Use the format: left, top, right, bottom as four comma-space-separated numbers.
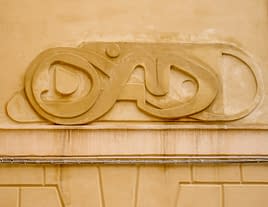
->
105, 44, 120, 58
24, 48, 101, 124
181, 79, 197, 98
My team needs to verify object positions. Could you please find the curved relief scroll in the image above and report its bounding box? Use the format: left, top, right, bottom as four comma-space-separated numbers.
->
6, 42, 263, 125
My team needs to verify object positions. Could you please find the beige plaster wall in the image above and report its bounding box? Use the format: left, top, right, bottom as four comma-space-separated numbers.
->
0, 0, 268, 207
1, 164, 268, 207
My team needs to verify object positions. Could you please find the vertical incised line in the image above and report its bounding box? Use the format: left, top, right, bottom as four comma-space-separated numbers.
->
240, 164, 244, 183
134, 166, 140, 207
190, 165, 194, 183
43, 166, 46, 185
98, 167, 106, 207
221, 184, 225, 207
58, 165, 63, 192
57, 166, 66, 207
18, 187, 21, 207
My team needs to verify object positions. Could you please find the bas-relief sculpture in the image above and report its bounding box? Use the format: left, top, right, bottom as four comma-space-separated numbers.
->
6, 42, 262, 126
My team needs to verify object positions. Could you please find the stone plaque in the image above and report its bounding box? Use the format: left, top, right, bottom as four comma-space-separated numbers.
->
2, 41, 266, 128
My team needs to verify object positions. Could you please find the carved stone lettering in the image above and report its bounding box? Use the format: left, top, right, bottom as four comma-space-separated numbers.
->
6, 42, 262, 125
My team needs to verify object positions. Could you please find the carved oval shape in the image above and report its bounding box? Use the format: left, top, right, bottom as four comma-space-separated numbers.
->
222, 53, 257, 115
24, 48, 101, 123
191, 45, 262, 121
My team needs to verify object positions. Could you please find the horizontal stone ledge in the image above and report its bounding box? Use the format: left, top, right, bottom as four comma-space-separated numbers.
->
1, 129, 268, 155
2, 123, 268, 130
0, 156, 268, 165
